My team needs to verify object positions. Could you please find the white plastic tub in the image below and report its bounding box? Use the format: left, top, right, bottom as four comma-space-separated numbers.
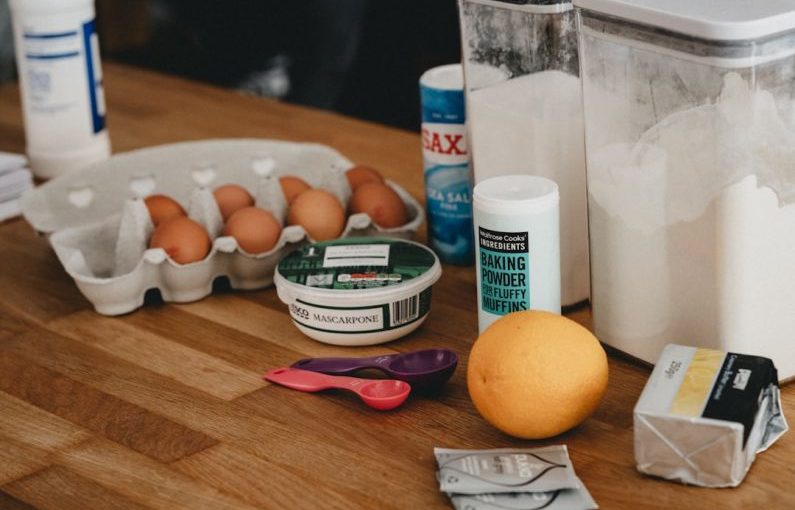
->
274, 238, 442, 346
575, 0, 795, 378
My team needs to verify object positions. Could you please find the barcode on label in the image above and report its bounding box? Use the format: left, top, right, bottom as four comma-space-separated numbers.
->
390, 295, 419, 327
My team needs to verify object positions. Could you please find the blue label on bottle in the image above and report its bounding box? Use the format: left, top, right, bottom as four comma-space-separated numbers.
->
425, 163, 473, 264
420, 79, 473, 265
420, 86, 465, 124
81, 19, 105, 134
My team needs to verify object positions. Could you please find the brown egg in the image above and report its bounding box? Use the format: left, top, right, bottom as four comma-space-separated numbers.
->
345, 165, 385, 191
279, 175, 311, 204
144, 194, 185, 226
213, 184, 254, 221
149, 216, 212, 264
223, 207, 282, 254
349, 182, 408, 228
288, 189, 346, 241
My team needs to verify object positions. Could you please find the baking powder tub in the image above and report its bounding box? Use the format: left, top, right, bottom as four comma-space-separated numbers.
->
474, 175, 560, 333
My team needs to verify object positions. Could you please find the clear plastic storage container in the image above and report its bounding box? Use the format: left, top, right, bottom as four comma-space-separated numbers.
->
575, 0, 795, 378
458, 0, 590, 306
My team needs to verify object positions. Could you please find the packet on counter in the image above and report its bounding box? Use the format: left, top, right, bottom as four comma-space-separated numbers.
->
435, 446, 579, 494
448, 483, 598, 510
635, 344, 788, 488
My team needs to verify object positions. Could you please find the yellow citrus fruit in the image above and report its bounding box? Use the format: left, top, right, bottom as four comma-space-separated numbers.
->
467, 310, 608, 439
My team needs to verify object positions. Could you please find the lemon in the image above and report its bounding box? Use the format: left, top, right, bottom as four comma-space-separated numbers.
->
467, 310, 608, 439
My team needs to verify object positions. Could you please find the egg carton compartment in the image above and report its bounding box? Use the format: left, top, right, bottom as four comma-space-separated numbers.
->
21, 139, 424, 315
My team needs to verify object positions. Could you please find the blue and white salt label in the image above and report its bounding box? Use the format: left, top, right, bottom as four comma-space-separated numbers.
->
420, 65, 474, 265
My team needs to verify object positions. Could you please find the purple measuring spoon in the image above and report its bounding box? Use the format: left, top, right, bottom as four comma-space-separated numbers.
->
291, 348, 457, 390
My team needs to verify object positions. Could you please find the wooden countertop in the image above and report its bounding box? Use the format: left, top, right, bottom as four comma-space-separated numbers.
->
0, 64, 792, 510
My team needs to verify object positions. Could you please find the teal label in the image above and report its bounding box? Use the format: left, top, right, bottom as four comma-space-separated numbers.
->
479, 227, 529, 315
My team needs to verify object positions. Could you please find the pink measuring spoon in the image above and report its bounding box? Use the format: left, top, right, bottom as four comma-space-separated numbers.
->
263, 367, 411, 411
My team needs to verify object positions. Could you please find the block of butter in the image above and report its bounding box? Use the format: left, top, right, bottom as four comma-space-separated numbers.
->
634, 344, 788, 487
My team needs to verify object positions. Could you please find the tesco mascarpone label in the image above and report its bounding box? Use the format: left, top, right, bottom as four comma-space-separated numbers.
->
289, 300, 384, 332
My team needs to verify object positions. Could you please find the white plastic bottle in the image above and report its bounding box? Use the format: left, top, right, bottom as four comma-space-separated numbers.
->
473, 175, 561, 333
10, 0, 110, 179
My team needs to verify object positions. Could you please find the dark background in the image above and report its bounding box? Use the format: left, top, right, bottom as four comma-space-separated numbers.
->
96, 0, 463, 131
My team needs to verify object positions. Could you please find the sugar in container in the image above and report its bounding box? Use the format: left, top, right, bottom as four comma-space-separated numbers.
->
575, 0, 795, 378
457, 0, 589, 307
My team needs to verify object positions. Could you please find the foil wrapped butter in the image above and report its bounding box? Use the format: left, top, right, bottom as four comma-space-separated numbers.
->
634, 344, 788, 487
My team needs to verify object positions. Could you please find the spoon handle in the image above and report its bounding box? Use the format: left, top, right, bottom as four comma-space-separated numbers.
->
265, 367, 373, 393
291, 354, 396, 375
264, 367, 341, 392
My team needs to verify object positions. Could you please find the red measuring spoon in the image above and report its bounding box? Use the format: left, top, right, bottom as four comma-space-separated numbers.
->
263, 367, 411, 411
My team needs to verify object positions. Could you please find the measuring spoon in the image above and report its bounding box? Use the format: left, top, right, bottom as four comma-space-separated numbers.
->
291, 348, 458, 390
263, 367, 411, 411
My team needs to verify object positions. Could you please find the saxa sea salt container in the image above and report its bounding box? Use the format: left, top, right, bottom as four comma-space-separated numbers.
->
574, 0, 795, 379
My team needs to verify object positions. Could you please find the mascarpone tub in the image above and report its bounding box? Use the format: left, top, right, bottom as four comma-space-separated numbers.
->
274, 237, 442, 346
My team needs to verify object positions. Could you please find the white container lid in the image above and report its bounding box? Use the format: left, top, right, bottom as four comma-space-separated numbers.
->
420, 64, 463, 91
473, 174, 559, 216
574, 0, 795, 41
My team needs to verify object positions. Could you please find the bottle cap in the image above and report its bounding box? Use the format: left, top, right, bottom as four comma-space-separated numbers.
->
473, 174, 559, 216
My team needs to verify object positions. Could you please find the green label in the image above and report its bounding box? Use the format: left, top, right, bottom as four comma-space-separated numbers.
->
479, 227, 530, 315
277, 238, 436, 290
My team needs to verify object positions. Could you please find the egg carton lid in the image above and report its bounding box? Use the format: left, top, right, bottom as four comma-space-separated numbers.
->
21, 138, 353, 234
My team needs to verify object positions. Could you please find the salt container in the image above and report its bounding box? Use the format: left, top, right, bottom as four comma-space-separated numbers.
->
457, 0, 590, 307
575, 0, 795, 379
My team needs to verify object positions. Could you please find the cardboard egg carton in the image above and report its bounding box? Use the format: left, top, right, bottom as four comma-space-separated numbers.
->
21, 139, 424, 315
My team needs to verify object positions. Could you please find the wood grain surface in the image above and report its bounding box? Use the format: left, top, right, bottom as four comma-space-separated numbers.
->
0, 63, 793, 509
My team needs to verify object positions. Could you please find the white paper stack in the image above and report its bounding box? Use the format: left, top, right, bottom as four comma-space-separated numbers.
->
0, 152, 33, 221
